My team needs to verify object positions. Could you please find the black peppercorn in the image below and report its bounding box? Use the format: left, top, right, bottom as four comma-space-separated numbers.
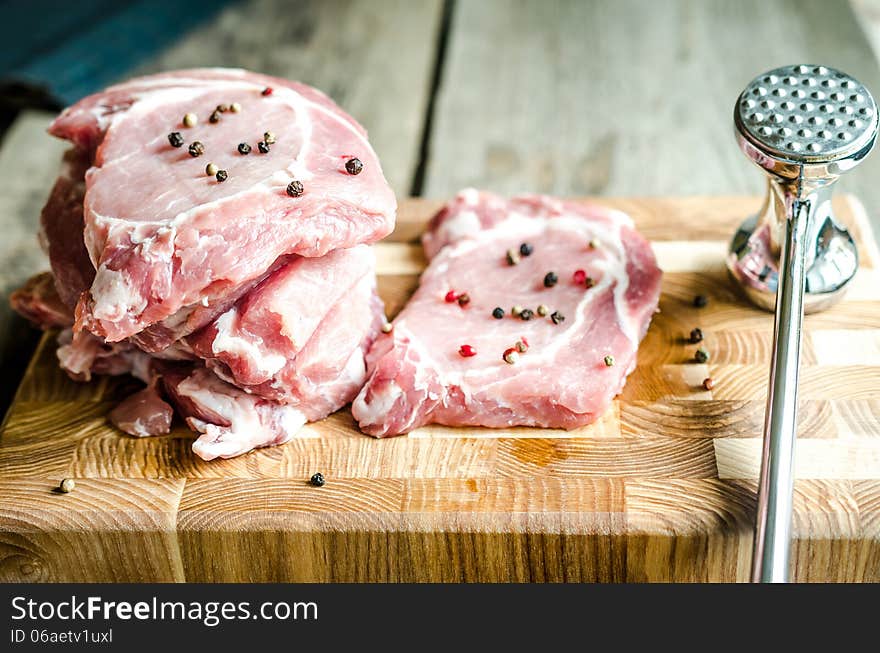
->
188, 141, 204, 157
209, 110, 221, 124
238, 142, 252, 155
689, 327, 703, 344
693, 294, 708, 308
520, 308, 534, 321
695, 347, 710, 364
168, 132, 184, 147
551, 311, 565, 324
345, 157, 363, 175
286, 180, 304, 197
309, 472, 325, 487
492, 307, 505, 319
543, 272, 558, 288
258, 140, 270, 154
215, 169, 228, 182
519, 242, 533, 256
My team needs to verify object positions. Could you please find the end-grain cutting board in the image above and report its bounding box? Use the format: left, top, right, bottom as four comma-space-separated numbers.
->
2, 196, 879, 583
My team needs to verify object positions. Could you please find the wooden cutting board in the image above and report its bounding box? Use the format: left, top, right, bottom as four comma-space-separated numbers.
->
2, 196, 879, 583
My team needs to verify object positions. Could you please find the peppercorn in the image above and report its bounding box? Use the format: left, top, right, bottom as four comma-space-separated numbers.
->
263, 130, 276, 144
585, 277, 595, 288
286, 180, 304, 197
58, 478, 75, 493
238, 142, 252, 155
188, 141, 205, 157
262, 87, 274, 96
694, 294, 708, 308
217, 103, 230, 113
520, 309, 534, 321
457, 293, 470, 307
345, 157, 364, 175
209, 110, 221, 124
168, 131, 185, 147
258, 140, 270, 154
550, 311, 565, 324
604, 355, 615, 367
543, 272, 558, 287
492, 307, 505, 319
381, 322, 393, 334
589, 238, 600, 249
309, 472, 325, 487
573, 269, 587, 285
511, 305, 523, 317
215, 169, 228, 183
702, 377, 715, 391
506, 248, 520, 266
519, 242, 533, 256
205, 162, 218, 176
689, 327, 703, 344
182, 112, 197, 127
445, 290, 458, 303
537, 304, 549, 316
459, 344, 477, 357
503, 348, 519, 364
695, 347, 710, 363
515, 339, 528, 353
230, 102, 242, 113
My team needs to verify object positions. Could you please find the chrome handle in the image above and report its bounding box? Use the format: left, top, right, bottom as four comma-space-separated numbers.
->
751, 189, 810, 583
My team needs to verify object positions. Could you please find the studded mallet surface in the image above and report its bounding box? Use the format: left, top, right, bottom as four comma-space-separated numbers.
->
737, 64, 877, 161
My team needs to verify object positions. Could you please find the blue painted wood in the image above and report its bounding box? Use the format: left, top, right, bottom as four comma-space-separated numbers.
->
0, 0, 122, 73
1, 0, 238, 106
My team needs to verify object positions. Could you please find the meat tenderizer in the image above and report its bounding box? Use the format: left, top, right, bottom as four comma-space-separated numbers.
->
728, 65, 878, 582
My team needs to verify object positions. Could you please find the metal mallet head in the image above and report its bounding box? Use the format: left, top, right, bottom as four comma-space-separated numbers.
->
728, 65, 877, 583
728, 64, 877, 312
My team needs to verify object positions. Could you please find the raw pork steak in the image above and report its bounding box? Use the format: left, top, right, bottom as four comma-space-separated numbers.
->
50, 68, 396, 342
186, 245, 383, 416
352, 190, 662, 436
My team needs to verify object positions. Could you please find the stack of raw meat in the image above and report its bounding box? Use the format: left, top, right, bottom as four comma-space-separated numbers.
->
11, 69, 396, 460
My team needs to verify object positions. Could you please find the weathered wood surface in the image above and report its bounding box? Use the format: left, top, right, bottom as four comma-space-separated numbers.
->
0, 112, 65, 413
2, 196, 879, 583
424, 0, 880, 228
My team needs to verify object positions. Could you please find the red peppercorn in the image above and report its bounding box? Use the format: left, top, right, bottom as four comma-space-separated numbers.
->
459, 344, 477, 358
262, 86, 273, 96
445, 290, 458, 303
573, 269, 587, 284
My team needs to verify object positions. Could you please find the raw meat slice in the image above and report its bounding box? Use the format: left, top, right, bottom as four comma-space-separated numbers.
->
352, 190, 662, 436
50, 68, 396, 342
186, 245, 383, 411
162, 365, 309, 461
38, 149, 94, 309
108, 383, 174, 437
9, 272, 72, 330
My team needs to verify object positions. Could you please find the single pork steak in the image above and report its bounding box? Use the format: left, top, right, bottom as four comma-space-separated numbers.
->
352, 190, 662, 436
50, 68, 396, 342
